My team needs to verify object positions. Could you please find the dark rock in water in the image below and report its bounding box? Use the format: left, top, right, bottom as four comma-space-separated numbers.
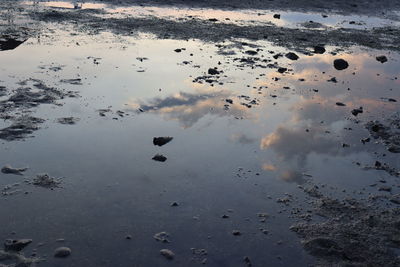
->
0, 38, 27, 51
225, 99, 233, 104
33, 174, 61, 188
208, 18, 218, 22
152, 154, 167, 162
208, 68, 220, 75
154, 232, 170, 243
327, 77, 338, 83
333, 59, 349, 70
4, 239, 32, 251
170, 201, 179, 207
1, 165, 28, 175
54, 247, 71, 258
351, 107, 363, 116
376, 55, 387, 63
335, 102, 346, 106
303, 237, 344, 258
244, 256, 252, 267
232, 230, 241, 236
245, 50, 258, 55
277, 67, 287, 73
285, 52, 299, 60
160, 249, 174, 260
57, 117, 80, 125
314, 45, 326, 54
153, 137, 173, 146
273, 14, 281, 19
174, 48, 182, 53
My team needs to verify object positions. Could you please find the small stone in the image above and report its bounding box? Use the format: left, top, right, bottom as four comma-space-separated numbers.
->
285, 52, 299, 60
54, 247, 71, 258
376, 55, 387, 63
314, 46, 326, 54
273, 14, 281, 19
232, 230, 241, 236
153, 137, 173, 146
170, 202, 179, 207
333, 59, 349, 70
336, 102, 346, 106
4, 239, 32, 251
208, 68, 220, 75
152, 154, 167, 162
160, 249, 175, 260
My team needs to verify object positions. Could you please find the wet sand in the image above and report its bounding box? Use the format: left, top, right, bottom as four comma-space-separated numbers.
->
0, 1, 399, 266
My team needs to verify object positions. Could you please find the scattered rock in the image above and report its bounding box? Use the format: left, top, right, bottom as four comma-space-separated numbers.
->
153, 137, 173, 146
4, 239, 32, 252
333, 59, 349, 70
57, 117, 79, 125
208, 68, 220, 75
1, 165, 28, 175
154, 232, 170, 243
32, 174, 61, 188
54, 247, 71, 258
273, 14, 281, 19
152, 154, 167, 162
376, 55, 388, 63
314, 45, 326, 54
351, 107, 363, 116
160, 249, 174, 260
285, 52, 299, 60
335, 102, 346, 106
232, 230, 241, 236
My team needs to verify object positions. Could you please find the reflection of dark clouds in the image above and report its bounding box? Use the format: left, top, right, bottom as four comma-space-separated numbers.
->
135, 90, 247, 128
280, 170, 306, 184
261, 126, 339, 164
230, 133, 256, 144
291, 98, 346, 126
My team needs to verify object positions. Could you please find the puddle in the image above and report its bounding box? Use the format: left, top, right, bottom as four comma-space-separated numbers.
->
0, 2, 400, 267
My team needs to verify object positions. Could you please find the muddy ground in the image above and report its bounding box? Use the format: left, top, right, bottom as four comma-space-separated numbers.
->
1, 0, 400, 266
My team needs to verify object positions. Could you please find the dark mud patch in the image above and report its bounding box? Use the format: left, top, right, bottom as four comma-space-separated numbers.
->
0, 238, 39, 266
29, 9, 400, 52
291, 186, 400, 266
0, 116, 45, 141
366, 113, 400, 153
0, 79, 79, 141
32, 174, 62, 188
1, 165, 28, 175
57, 117, 80, 125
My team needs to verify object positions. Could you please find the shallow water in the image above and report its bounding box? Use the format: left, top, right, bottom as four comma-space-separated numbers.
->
1, 2, 400, 267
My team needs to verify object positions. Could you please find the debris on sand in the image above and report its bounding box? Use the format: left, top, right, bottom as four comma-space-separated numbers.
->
57, 117, 80, 125
376, 55, 388, 63
0, 37, 27, 51
366, 114, 400, 153
0, 116, 45, 141
1, 165, 28, 175
285, 52, 299, 60
333, 59, 349, 70
351, 107, 363, 116
60, 78, 82, 85
153, 137, 173, 146
4, 239, 32, 252
54, 247, 71, 258
208, 68, 220, 75
152, 154, 167, 162
0, 238, 38, 266
291, 191, 400, 266
160, 249, 174, 260
154, 232, 170, 243
32, 174, 61, 188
